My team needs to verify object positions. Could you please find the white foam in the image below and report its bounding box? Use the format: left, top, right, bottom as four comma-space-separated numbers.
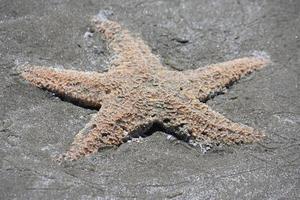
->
251, 50, 271, 60
93, 10, 114, 22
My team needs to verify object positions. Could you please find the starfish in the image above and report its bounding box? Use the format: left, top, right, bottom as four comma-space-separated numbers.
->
21, 12, 269, 161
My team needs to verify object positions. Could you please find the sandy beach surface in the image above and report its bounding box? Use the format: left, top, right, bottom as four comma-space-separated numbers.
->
0, 0, 299, 199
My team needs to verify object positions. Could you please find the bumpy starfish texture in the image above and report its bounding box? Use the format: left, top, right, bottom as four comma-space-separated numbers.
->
21, 12, 269, 160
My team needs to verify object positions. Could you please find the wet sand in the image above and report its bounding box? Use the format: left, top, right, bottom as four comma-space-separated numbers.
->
0, 0, 299, 199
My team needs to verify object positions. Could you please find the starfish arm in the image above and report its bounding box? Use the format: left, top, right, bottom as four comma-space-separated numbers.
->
62, 97, 151, 160
185, 57, 269, 101
92, 12, 163, 70
162, 98, 265, 145
21, 65, 113, 108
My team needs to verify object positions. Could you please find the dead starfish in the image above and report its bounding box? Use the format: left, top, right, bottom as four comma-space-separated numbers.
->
21, 12, 269, 160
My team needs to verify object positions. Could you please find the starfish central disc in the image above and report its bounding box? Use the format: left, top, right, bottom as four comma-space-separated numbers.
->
21, 12, 269, 161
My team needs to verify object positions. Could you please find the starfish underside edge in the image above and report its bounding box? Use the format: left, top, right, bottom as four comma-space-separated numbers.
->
21, 12, 269, 160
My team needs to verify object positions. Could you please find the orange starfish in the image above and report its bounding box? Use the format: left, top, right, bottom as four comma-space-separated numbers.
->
21, 11, 269, 160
